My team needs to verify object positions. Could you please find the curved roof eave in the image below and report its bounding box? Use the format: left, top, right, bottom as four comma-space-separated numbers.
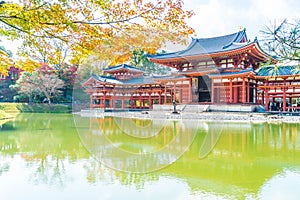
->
150, 41, 274, 63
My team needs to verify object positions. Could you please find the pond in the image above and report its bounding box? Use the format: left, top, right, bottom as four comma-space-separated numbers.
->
0, 113, 300, 200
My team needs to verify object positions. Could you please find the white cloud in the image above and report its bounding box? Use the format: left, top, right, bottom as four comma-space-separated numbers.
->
184, 0, 300, 40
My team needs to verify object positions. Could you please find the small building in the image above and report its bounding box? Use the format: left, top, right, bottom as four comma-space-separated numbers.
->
82, 64, 190, 109
256, 65, 300, 111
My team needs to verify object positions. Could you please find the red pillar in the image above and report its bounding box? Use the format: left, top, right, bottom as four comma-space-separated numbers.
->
188, 78, 192, 103
158, 92, 162, 104
121, 99, 124, 109
265, 90, 269, 111
90, 95, 93, 108
233, 84, 238, 103
242, 78, 246, 103
283, 79, 287, 112
103, 93, 106, 108
110, 97, 113, 108
139, 93, 142, 109
229, 78, 233, 103
283, 89, 287, 112
148, 92, 151, 108
247, 79, 250, 103
211, 79, 214, 103
179, 88, 183, 103
99, 96, 102, 108
173, 81, 177, 101
255, 81, 258, 104
164, 84, 167, 104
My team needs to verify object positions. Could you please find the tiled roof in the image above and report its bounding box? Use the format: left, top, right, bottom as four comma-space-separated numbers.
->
256, 65, 300, 77
91, 74, 123, 84
122, 77, 157, 85
102, 64, 144, 73
90, 74, 157, 85
148, 29, 249, 59
86, 74, 191, 86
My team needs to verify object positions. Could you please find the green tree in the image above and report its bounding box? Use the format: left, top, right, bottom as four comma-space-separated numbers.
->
0, 79, 17, 102
261, 19, 300, 62
131, 49, 170, 75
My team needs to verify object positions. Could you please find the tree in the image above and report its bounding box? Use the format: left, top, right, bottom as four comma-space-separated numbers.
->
18, 38, 70, 69
11, 71, 41, 103
57, 63, 78, 102
0, 79, 17, 102
0, 44, 13, 75
261, 19, 300, 62
0, 0, 194, 73
12, 70, 64, 104
130, 49, 170, 75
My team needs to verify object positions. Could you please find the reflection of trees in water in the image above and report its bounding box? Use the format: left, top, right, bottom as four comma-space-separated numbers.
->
81, 157, 160, 190
114, 171, 159, 191
0, 157, 10, 176
27, 155, 66, 188
0, 113, 90, 187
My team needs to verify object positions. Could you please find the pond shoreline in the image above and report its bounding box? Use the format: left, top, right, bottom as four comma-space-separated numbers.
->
77, 110, 300, 123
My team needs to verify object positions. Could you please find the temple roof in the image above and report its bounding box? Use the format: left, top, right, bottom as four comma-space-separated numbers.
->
148, 29, 274, 65
82, 73, 191, 87
102, 64, 144, 74
256, 65, 300, 77
83, 74, 155, 86
149, 29, 249, 60
91, 74, 122, 84
122, 77, 156, 85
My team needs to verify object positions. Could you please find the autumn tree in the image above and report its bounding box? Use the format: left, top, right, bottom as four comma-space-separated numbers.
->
12, 71, 64, 104
0, 44, 13, 75
261, 19, 300, 62
0, 0, 194, 74
18, 38, 70, 68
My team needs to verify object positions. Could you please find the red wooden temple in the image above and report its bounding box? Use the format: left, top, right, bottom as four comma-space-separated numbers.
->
82, 64, 190, 109
83, 29, 300, 112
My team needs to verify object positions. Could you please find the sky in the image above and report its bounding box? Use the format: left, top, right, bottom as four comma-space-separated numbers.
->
184, 0, 300, 40
1, 0, 300, 56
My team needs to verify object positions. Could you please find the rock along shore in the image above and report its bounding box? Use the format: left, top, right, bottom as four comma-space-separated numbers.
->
78, 109, 300, 123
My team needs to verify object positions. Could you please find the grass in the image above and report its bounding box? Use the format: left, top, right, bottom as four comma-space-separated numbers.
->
0, 103, 72, 118
0, 109, 12, 119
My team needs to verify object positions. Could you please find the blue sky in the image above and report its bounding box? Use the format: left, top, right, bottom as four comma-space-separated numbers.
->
1, 0, 300, 56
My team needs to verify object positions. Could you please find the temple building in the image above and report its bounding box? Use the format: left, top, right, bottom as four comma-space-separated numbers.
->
82, 64, 190, 109
83, 29, 300, 112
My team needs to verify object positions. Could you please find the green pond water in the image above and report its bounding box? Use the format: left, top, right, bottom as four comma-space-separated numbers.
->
0, 113, 300, 200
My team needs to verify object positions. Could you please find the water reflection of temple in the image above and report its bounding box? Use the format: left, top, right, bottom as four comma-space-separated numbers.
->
166, 122, 300, 199
80, 117, 202, 172
1, 114, 300, 199
80, 116, 300, 197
